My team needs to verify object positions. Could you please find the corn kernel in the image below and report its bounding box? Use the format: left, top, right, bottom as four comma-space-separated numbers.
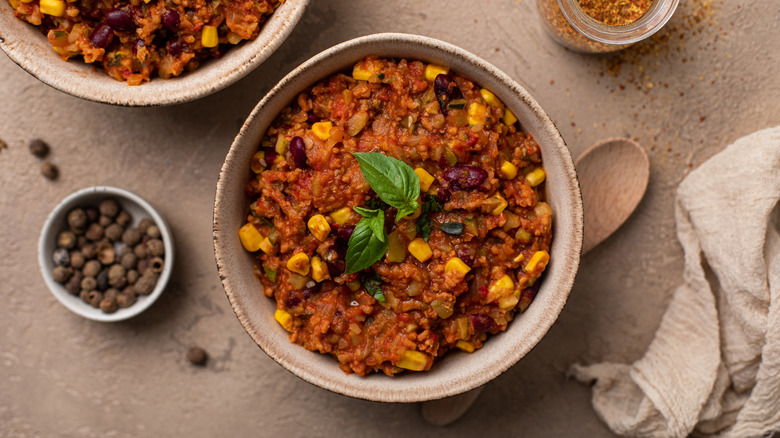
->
513, 253, 525, 263
455, 340, 475, 353
227, 32, 242, 45
516, 229, 531, 243
39, 0, 65, 16
526, 168, 546, 187
238, 223, 263, 252
311, 256, 330, 282
312, 122, 332, 141
503, 109, 518, 126
250, 150, 265, 173
500, 161, 518, 179
488, 275, 514, 301
396, 350, 429, 371
468, 102, 487, 125
307, 214, 331, 241
287, 252, 310, 276
274, 309, 293, 332
445, 257, 471, 276
424, 64, 449, 82
414, 167, 435, 192
407, 238, 433, 262
329, 207, 355, 225
484, 192, 508, 215
352, 65, 373, 81
479, 88, 502, 107
498, 291, 520, 310
524, 250, 550, 274
201, 25, 218, 48
259, 237, 276, 255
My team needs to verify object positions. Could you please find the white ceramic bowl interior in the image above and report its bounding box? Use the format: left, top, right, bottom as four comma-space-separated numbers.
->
0, 0, 308, 106
214, 33, 583, 402
39, 186, 174, 322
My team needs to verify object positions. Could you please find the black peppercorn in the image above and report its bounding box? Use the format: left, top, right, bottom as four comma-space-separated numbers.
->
146, 239, 164, 257
99, 215, 113, 227
96, 269, 109, 291
67, 208, 87, 233
29, 139, 50, 158
134, 273, 156, 295
122, 228, 142, 246
53, 266, 70, 283
82, 259, 101, 277
81, 243, 98, 259
85, 223, 104, 241
105, 223, 123, 242
115, 210, 131, 227
186, 347, 207, 365
57, 230, 77, 249
52, 248, 70, 267
99, 199, 119, 218
70, 251, 85, 269
99, 297, 118, 313
65, 273, 82, 295
40, 162, 58, 180
85, 206, 99, 223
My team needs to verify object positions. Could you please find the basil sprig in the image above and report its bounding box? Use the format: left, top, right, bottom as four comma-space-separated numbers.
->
353, 152, 420, 221
345, 152, 422, 273
362, 272, 385, 302
345, 208, 388, 274
416, 195, 444, 241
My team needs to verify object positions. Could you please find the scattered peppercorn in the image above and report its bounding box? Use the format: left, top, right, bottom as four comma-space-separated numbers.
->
186, 347, 208, 365
41, 162, 58, 180
28, 139, 49, 158
0, 138, 7, 152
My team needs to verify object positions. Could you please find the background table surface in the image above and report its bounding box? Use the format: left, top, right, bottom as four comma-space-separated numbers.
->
2, 0, 778, 436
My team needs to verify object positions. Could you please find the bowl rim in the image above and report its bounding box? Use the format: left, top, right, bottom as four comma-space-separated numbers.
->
214, 32, 583, 402
0, 0, 309, 106
38, 186, 175, 322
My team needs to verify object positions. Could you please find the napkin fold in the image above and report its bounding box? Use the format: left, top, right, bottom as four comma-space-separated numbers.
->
571, 126, 780, 437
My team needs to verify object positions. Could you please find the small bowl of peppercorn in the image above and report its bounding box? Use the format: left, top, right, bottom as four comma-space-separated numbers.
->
39, 186, 174, 322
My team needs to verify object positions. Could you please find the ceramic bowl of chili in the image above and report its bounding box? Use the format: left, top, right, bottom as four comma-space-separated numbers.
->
213, 32, 583, 402
0, 0, 308, 106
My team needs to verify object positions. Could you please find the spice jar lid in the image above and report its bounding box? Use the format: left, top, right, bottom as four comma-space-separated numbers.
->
38, 186, 174, 322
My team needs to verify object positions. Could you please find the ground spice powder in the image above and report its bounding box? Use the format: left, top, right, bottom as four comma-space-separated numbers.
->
578, 0, 653, 25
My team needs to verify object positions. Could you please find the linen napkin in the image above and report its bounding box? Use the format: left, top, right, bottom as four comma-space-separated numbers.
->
570, 126, 780, 437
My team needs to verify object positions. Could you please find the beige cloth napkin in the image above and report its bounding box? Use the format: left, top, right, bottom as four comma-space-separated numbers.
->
571, 126, 780, 438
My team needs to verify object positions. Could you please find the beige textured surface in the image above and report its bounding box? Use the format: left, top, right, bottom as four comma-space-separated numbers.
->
1, 0, 778, 436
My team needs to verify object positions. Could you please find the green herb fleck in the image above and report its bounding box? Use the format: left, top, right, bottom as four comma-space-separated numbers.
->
440, 222, 464, 235
352, 152, 420, 221
259, 217, 274, 227
263, 266, 277, 283
362, 272, 385, 302
377, 73, 385, 80
51, 30, 67, 39
416, 195, 444, 241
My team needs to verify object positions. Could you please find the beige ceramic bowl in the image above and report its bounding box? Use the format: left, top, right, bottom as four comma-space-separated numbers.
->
214, 33, 583, 402
0, 0, 308, 106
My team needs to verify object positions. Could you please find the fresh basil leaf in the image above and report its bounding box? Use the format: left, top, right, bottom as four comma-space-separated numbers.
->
362, 272, 385, 302
352, 207, 385, 242
416, 195, 444, 241
259, 217, 274, 227
353, 152, 420, 220
365, 199, 389, 210
345, 219, 389, 273
440, 222, 464, 235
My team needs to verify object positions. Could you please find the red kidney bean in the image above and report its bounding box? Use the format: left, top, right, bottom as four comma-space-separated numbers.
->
456, 248, 474, 267
263, 147, 278, 164
131, 39, 144, 55
283, 292, 302, 308
90, 23, 114, 49
436, 187, 451, 204
289, 136, 307, 168
302, 283, 322, 299
307, 112, 321, 124
105, 8, 135, 31
166, 38, 187, 57
326, 260, 345, 278
442, 166, 488, 190
470, 314, 495, 333
434, 73, 463, 115
162, 9, 180, 32
334, 225, 355, 256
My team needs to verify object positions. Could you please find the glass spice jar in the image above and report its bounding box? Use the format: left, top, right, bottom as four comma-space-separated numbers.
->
537, 0, 679, 53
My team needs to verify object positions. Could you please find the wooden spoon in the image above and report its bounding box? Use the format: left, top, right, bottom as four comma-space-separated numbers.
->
421, 137, 649, 426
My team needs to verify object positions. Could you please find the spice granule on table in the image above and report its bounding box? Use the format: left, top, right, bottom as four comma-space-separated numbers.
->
578, 0, 653, 25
